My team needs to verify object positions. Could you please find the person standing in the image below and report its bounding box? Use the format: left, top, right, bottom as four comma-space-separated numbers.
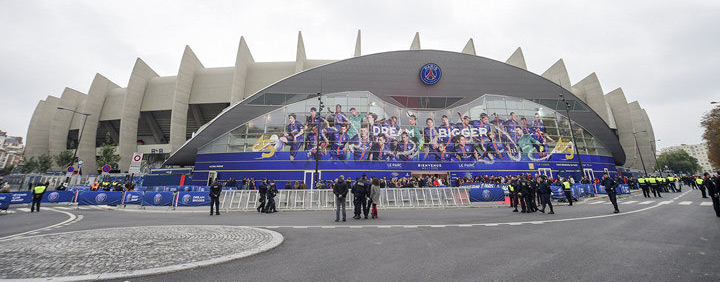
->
509, 175, 519, 212
369, 177, 381, 219
265, 181, 278, 213
638, 176, 649, 198
352, 177, 366, 219
538, 176, 554, 214
562, 178, 573, 206
333, 175, 349, 222
209, 179, 222, 215
30, 182, 48, 212
696, 177, 707, 198
602, 173, 620, 213
710, 172, 720, 217
257, 179, 268, 212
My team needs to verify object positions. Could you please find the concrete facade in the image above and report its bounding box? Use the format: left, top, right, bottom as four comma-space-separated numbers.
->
24, 31, 656, 173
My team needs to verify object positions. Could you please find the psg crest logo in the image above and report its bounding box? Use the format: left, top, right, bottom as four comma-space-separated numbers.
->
48, 192, 60, 201
154, 194, 163, 204
182, 194, 192, 204
482, 189, 491, 200
419, 63, 442, 85
96, 193, 107, 203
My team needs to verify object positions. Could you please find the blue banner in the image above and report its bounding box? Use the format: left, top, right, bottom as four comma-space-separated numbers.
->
10, 191, 33, 204
468, 187, 506, 202
0, 193, 10, 210
175, 192, 211, 207
41, 191, 75, 203
77, 191, 123, 206
143, 192, 174, 206
122, 191, 144, 205
67, 186, 91, 192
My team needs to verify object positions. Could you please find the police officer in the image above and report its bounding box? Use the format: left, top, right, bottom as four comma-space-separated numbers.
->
696, 176, 707, 198
509, 175, 519, 212
517, 175, 529, 213
30, 182, 48, 212
265, 181, 278, 213
638, 176, 649, 198
648, 176, 661, 198
710, 172, 720, 217
209, 178, 222, 215
352, 177, 367, 219
562, 178, 573, 206
257, 178, 268, 212
538, 175, 554, 214
526, 176, 538, 212
601, 173, 620, 213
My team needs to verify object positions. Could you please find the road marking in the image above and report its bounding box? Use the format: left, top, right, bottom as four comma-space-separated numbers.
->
377, 226, 392, 228
17, 208, 31, 212
700, 202, 712, 206
678, 201, 692, 206
484, 224, 499, 227
430, 225, 446, 228
624, 201, 638, 204
349, 226, 364, 229
457, 224, 472, 227
292, 226, 308, 229
659, 201, 672, 205
508, 223, 523, 226
0, 207, 79, 242
54, 206, 73, 210
639, 201, 653, 205
403, 226, 418, 228
321, 226, 335, 229
589, 201, 605, 205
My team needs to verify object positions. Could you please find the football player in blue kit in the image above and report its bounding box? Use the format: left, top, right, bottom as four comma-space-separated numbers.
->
424, 118, 440, 160
438, 115, 456, 151
369, 133, 392, 161
349, 126, 373, 160
454, 135, 479, 161
532, 113, 554, 157
397, 132, 418, 161
280, 113, 304, 161
327, 124, 351, 160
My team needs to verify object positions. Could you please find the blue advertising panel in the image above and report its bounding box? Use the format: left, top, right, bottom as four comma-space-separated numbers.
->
41, 191, 75, 203
10, 191, 33, 204
77, 191, 123, 206
122, 191, 144, 205
0, 193, 11, 210
175, 192, 211, 207
467, 187, 506, 202
143, 191, 174, 206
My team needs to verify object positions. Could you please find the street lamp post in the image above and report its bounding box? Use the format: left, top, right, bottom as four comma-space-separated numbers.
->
649, 139, 660, 172
57, 107, 90, 174
558, 90, 585, 180
631, 130, 648, 176
313, 93, 324, 189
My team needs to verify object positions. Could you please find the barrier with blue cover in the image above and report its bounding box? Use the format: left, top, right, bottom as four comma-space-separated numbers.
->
10, 191, 33, 204
142, 191, 174, 206
77, 191, 123, 206
174, 192, 211, 207
67, 186, 92, 192
462, 183, 507, 202
41, 191, 75, 203
596, 184, 630, 195
0, 193, 11, 210
122, 191, 144, 205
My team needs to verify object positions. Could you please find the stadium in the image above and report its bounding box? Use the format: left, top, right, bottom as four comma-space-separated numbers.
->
25, 31, 656, 186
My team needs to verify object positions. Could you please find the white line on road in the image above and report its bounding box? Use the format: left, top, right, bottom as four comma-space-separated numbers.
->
0, 207, 79, 242
659, 201, 672, 205
623, 201, 638, 204
639, 201, 654, 205
16, 208, 31, 212
700, 202, 712, 206
589, 201, 605, 205
678, 201, 692, 205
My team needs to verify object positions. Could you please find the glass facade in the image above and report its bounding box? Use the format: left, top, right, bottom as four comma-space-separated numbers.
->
199, 91, 611, 161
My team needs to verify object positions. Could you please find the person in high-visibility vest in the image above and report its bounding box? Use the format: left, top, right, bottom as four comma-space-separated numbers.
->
31, 182, 48, 212
696, 177, 707, 198
637, 177, 649, 198
667, 176, 678, 193
509, 175, 519, 212
562, 178, 573, 206
648, 176, 661, 198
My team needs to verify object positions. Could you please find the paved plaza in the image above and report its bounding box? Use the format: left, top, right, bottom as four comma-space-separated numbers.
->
1, 190, 719, 281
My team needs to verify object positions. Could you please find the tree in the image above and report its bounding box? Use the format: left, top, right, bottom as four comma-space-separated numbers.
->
54, 150, 76, 169
701, 105, 720, 168
20, 156, 38, 174
36, 154, 53, 173
655, 149, 701, 175
96, 133, 121, 171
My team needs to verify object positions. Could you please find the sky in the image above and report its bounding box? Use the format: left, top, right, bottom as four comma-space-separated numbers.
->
0, 0, 718, 150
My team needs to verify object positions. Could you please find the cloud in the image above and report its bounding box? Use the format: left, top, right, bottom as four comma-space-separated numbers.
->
0, 0, 717, 150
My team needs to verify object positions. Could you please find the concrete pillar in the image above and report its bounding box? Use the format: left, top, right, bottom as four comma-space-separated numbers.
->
461, 38, 476, 55
25, 100, 48, 158
572, 73, 610, 124
230, 36, 255, 104
77, 74, 120, 173
169, 46, 204, 153
410, 32, 421, 50
628, 102, 656, 172
295, 31, 306, 73
505, 47, 527, 70
48, 88, 86, 169
541, 59, 572, 91
605, 88, 636, 168
118, 58, 159, 172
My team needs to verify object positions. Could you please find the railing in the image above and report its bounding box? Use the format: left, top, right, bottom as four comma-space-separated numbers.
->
220, 187, 471, 211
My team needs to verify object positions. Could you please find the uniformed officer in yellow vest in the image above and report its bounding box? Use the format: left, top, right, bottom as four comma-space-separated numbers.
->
638, 176, 650, 198
562, 178, 573, 206
31, 182, 48, 212
667, 176, 678, 193
509, 175, 519, 212
648, 176, 661, 198
696, 177, 707, 198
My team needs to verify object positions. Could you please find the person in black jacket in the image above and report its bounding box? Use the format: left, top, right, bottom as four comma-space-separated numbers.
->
706, 173, 720, 217
265, 181, 278, 213
209, 178, 222, 215
601, 173, 620, 213
333, 175, 349, 222
352, 177, 369, 219
538, 175, 554, 214
257, 179, 268, 213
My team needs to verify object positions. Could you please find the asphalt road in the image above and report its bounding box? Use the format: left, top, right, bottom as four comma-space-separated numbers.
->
2, 189, 718, 281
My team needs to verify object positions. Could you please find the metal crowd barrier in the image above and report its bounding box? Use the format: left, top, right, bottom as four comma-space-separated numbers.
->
220, 187, 471, 211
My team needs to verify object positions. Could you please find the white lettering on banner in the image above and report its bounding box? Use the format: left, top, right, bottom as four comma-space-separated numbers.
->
371, 126, 487, 139
209, 165, 224, 168
386, 163, 402, 168
459, 163, 476, 169
193, 196, 205, 202
417, 163, 442, 170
